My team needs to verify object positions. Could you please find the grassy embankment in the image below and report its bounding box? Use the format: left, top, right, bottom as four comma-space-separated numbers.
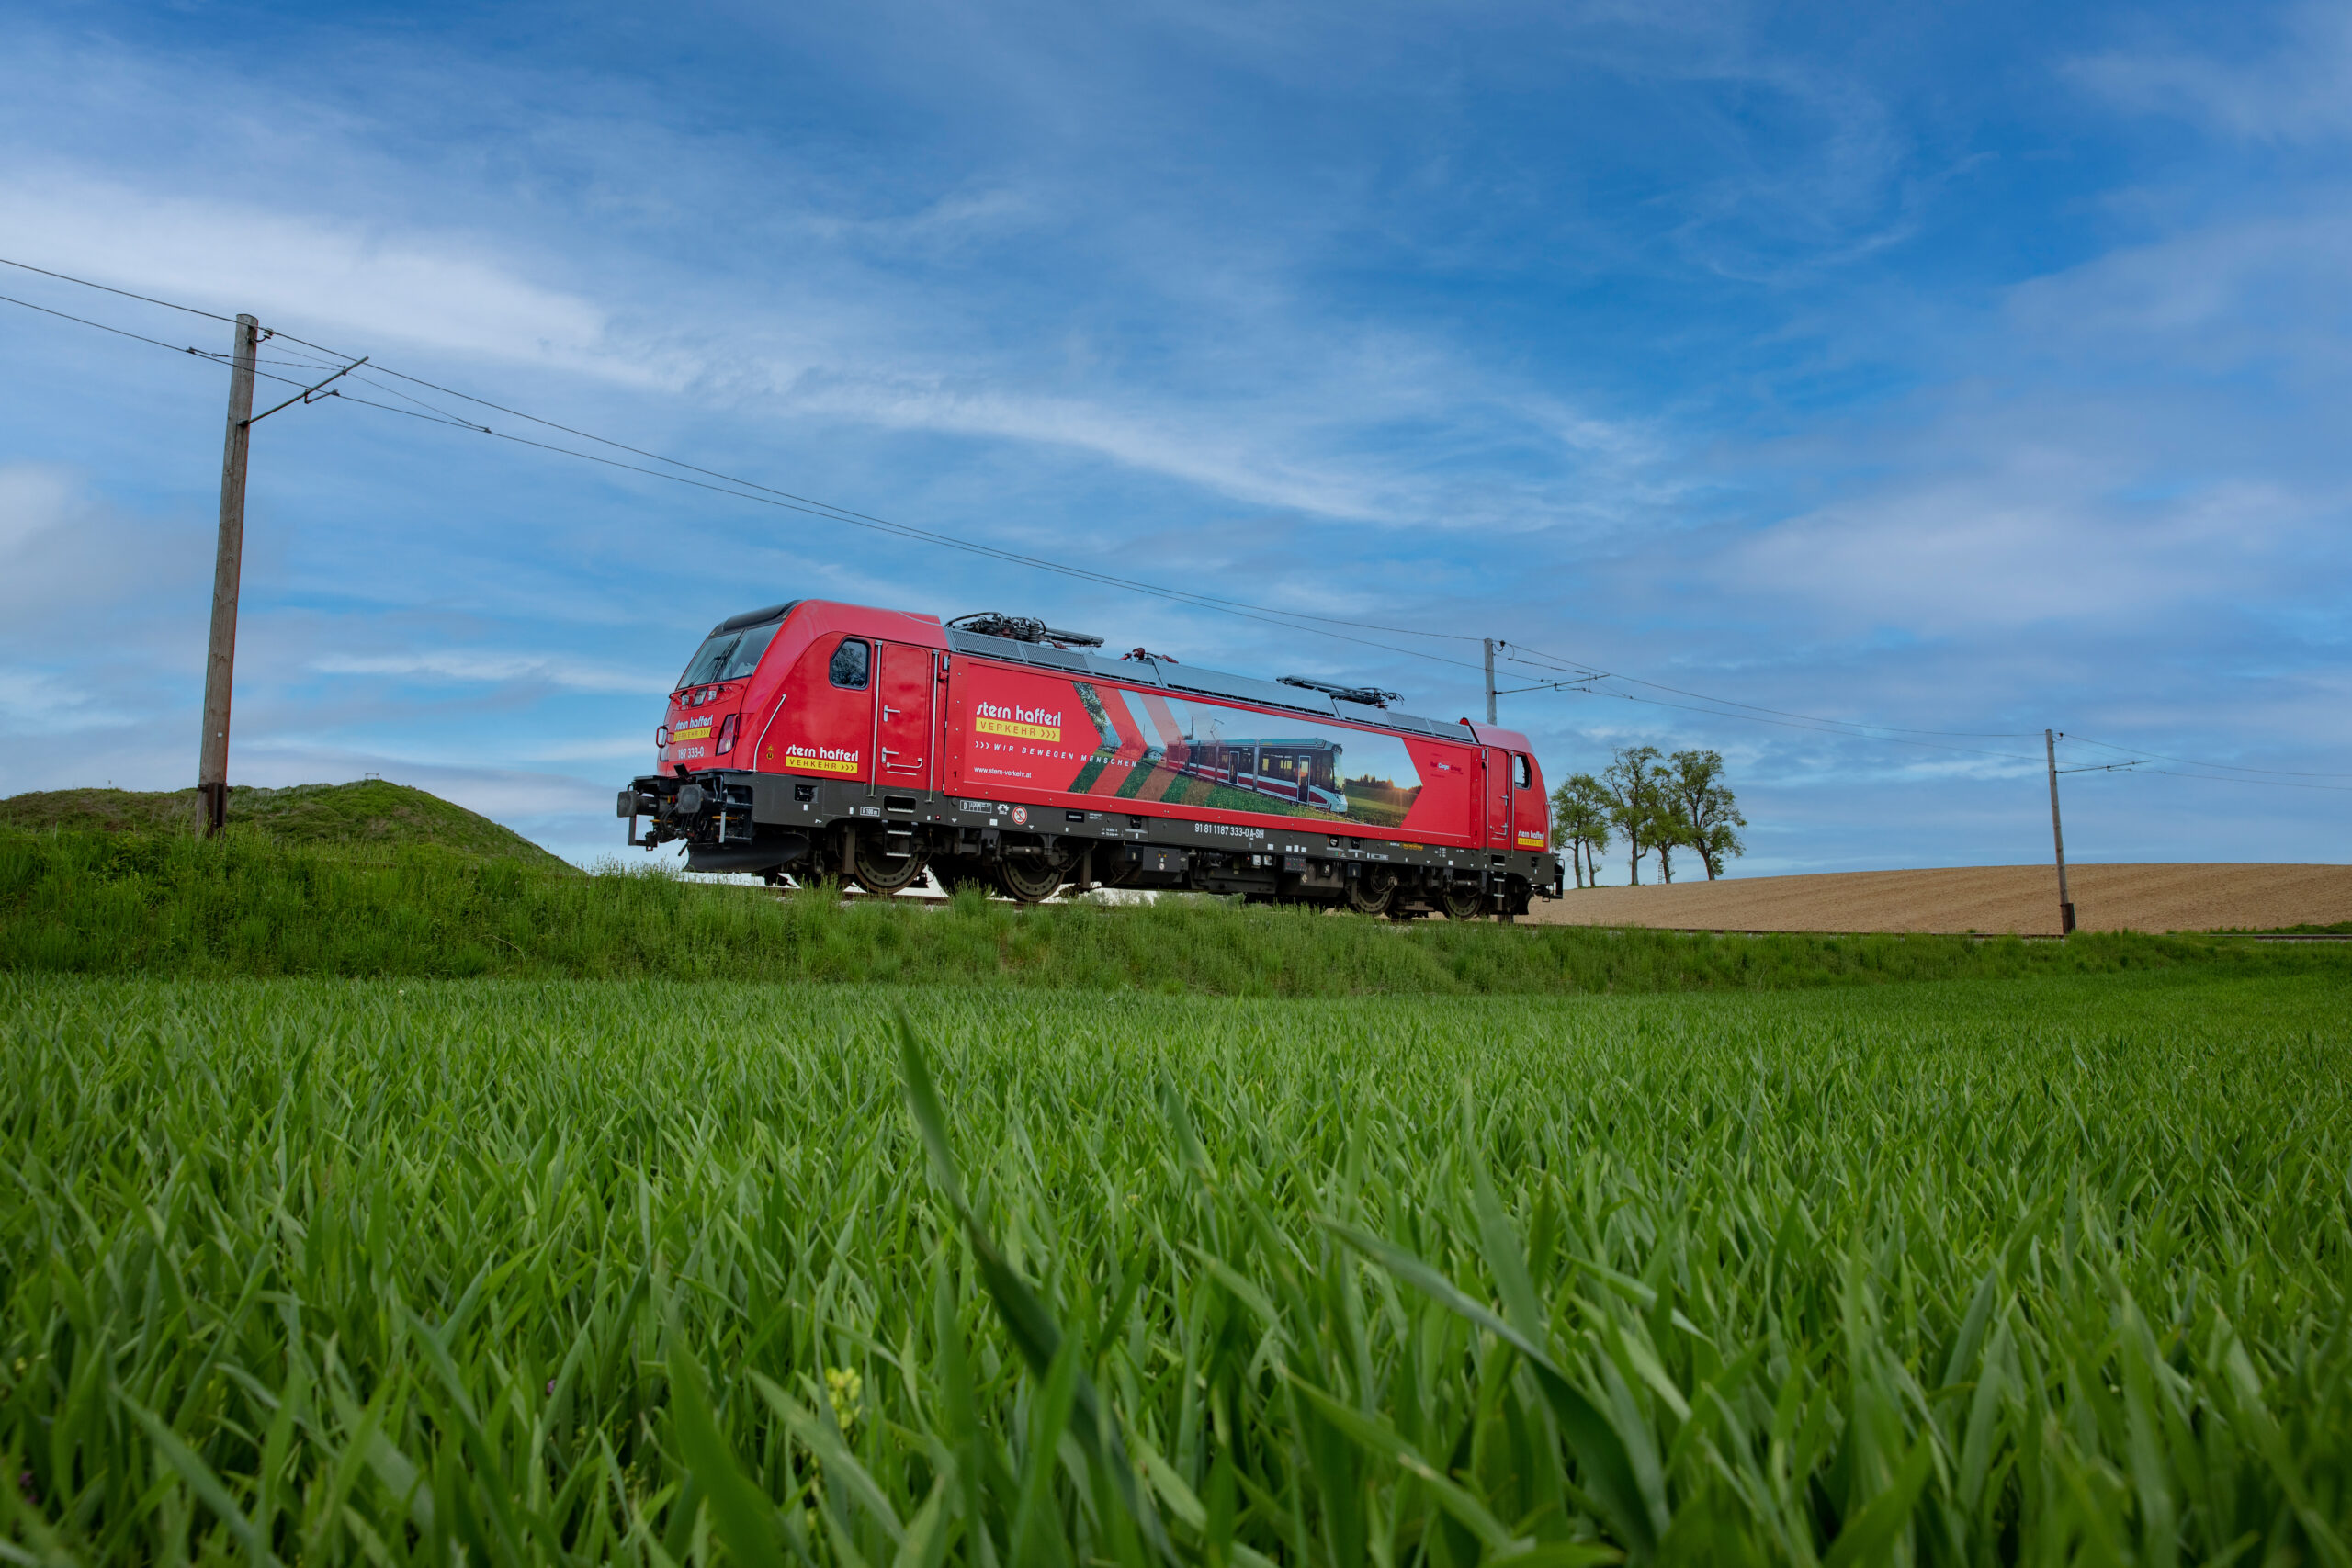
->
3, 972, 2346, 1562
6, 823, 2349, 989
0, 780, 572, 870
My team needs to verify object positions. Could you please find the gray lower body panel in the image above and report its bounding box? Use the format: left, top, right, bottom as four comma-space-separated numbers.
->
626, 770, 1560, 903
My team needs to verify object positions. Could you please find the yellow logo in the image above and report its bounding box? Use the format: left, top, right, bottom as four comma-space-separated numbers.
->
673, 722, 714, 741
976, 715, 1062, 742
1517, 831, 1547, 849
974, 702, 1063, 742
783, 746, 860, 775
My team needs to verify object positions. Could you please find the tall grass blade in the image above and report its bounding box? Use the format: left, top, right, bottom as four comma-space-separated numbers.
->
666, 1341, 786, 1568
1319, 1215, 1664, 1559
895, 1017, 1174, 1563
114, 1386, 281, 1568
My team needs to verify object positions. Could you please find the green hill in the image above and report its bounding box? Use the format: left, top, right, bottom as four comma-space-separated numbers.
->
0, 781, 572, 872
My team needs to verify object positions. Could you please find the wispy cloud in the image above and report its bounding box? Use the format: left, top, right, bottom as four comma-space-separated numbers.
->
0, 171, 644, 378
2073, 3, 2352, 142
311, 651, 672, 694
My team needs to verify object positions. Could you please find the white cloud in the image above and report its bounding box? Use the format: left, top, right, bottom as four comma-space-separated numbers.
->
0, 169, 653, 384
0, 460, 209, 641
1732, 470, 2311, 636
2074, 4, 2352, 143
0, 462, 77, 555
779, 373, 1400, 521
2005, 210, 2352, 362
1, 164, 1656, 535
311, 650, 671, 694
516, 736, 662, 763
1724, 193, 2352, 640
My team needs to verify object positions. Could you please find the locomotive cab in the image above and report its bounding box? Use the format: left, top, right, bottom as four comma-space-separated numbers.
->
621, 599, 954, 877
658, 602, 798, 774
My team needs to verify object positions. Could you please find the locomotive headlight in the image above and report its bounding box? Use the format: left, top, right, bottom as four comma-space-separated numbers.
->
655, 725, 670, 746
716, 713, 740, 755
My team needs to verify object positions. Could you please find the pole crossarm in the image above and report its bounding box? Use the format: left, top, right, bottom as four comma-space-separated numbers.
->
245, 355, 368, 426
1496, 678, 1600, 696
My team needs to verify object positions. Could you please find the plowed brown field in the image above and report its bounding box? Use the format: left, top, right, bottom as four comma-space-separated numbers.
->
1521, 863, 2352, 936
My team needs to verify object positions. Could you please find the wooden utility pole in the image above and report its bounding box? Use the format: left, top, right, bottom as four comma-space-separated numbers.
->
1484, 638, 1497, 724
2044, 728, 2075, 935
197, 313, 259, 836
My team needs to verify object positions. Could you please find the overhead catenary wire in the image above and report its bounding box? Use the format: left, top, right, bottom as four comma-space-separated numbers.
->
0, 289, 367, 409
2064, 732, 2352, 781
0, 274, 2288, 775
414, 414, 1510, 675
318, 390, 486, 431
0, 256, 1488, 648
3, 254, 2342, 794
0, 260, 2222, 753
300, 352, 1498, 648
1577, 688, 2047, 762
2132, 770, 2352, 793
1498, 644, 2041, 739
0, 272, 1501, 671
0, 256, 240, 325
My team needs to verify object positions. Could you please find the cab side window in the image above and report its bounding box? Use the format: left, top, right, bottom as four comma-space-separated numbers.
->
1515, 754, 1533, 789
828, 638, 871, 690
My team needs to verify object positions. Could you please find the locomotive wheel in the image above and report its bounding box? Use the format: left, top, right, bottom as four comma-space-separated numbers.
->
849, 827, 928, 896
1345, 872, 1396, 917
994, 852, 1068, 904
1440, 886, 1487, 921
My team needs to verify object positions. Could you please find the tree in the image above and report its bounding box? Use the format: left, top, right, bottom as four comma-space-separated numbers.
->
1665, 748, 1747, 880
1653, 779, 1687, 884
1550, 773, 1612, 888
1600, 746, 1667, 886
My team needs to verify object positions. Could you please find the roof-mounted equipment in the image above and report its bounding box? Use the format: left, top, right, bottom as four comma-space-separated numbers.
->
947, 612, 1105, 649
1279, 675, 1403, 708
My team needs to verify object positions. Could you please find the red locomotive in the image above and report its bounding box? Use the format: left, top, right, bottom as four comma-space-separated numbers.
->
621, 600, 1562, 918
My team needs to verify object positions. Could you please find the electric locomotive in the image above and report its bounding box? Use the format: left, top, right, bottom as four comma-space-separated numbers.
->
620, 601, 1563, 919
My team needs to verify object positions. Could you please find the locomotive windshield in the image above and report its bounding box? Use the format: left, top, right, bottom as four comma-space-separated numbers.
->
677, 621, 781, 689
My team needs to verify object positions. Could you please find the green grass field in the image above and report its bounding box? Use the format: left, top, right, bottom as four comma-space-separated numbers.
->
4, 965, 2346, 1564
6, 827, 2346, 994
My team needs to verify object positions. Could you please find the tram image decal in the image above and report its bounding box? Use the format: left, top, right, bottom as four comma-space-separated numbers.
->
1065, 681, 1426, 827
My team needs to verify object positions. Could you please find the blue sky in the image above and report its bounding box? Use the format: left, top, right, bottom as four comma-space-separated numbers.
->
2, 0, 2346, 874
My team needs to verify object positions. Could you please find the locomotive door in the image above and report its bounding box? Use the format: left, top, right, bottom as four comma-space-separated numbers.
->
876, 644, 935, 787
777, 634, 875, 783
1511, 755, 1545, 850
1486, 750, 1513, 849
